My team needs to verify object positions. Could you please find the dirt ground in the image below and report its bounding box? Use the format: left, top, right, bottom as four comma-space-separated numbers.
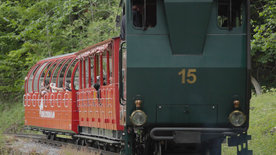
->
3, 135, 101, 155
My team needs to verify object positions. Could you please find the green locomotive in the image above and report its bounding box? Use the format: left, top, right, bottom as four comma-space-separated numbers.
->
122, 0, 252, 154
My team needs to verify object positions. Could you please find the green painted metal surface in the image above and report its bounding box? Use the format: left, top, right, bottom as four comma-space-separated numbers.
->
164, 0, 213, 54
157, 104, 218, 124
125, 0, 249, 128
126, 68, 246, 125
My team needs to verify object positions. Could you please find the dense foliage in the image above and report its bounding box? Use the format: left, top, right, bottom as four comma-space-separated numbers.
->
251, 0, 276, 88
0, 0, 120, 101
0, 0, 275, 101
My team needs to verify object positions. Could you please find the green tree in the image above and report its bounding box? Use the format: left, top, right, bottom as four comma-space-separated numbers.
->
251, 0, 276, 88
0, 0, 120, 101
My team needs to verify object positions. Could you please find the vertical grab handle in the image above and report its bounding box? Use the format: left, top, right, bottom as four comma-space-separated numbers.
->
119, 41, 126, 105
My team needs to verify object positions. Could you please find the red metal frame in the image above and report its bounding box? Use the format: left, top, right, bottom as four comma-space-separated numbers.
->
113, 37, 124, 130
79, 59, 82, 89
83, 59, 86, 89
71, 61, 80, 133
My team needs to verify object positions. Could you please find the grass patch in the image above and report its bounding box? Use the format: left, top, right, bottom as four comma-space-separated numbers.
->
0, 101, 25, 152
0, 102, 25, 134
223, 90, 276, 154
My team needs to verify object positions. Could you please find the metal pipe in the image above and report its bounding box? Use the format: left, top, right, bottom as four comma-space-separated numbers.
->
150, 127, 235, 140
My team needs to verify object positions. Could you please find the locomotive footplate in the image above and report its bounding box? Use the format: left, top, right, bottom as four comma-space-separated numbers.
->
150, 127, 235, 142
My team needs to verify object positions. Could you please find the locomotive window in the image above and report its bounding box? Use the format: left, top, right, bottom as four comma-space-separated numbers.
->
28, 64, 41, 93
131, 0, 156, 28
33, 63, 47, 92
217, 0, 243, 29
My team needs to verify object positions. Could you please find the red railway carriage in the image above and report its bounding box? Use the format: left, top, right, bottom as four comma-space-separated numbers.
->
24, 38, 124, 139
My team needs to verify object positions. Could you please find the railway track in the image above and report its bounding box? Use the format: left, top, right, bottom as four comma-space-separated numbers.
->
11, 134, 119, 155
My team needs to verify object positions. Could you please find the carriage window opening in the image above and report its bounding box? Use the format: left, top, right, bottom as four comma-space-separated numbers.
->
132, 0, 156, 28
103, 53, 108, 85
46, 62, 58, 84
65, 59, 78, 90
85, 58, 90, 88
73, 66, 79, 90
218, 0, 243, 29
95, 54, 101, 85
90, 57, 94, 86
51, 60, 65, 92
28, 64, 41, 93
39, 63, 52, 92
58, 59, 71, 88
99, 55, 103, 85
33, 63, 47, 92
109, 51, 113, 84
